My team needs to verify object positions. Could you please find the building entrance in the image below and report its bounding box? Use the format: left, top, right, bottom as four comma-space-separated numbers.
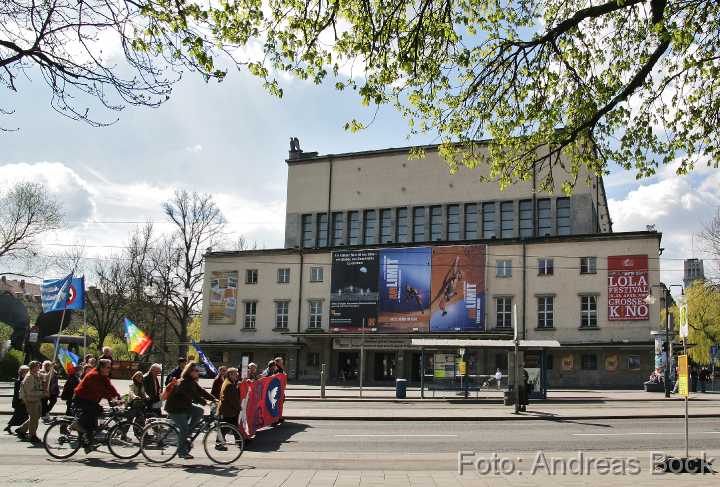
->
374, 352, 397, 381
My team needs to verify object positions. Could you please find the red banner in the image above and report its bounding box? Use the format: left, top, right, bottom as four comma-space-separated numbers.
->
607, 255, 649, 321
239, 373, 287, 438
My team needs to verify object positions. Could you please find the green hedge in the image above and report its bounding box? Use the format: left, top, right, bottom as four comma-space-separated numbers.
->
0, 349, 23, 381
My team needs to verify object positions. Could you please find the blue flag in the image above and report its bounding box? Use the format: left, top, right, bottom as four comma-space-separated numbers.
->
42, 274, 85, 312
191, 339, 218, 376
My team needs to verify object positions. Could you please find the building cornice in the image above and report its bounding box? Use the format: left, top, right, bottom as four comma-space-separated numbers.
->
205, 230, 662, 259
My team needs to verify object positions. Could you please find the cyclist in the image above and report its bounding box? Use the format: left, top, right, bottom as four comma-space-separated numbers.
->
72, 359, 121, 452
164, 361, 216, 459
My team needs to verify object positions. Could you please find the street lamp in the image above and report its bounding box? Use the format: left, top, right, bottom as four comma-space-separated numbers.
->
645, 283, 684, 398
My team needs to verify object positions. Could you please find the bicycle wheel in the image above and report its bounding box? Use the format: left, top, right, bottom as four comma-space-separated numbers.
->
107, 420, 142, 460
43, 419, 81, 459
203, 423, 244, 464
140, 421, 179, 464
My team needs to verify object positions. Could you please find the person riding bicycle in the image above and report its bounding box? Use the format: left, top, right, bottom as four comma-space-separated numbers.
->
164, 361, 216, 459
72, 359, 121, 451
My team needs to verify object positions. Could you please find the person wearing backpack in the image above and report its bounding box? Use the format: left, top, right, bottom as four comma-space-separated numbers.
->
164, 361, 216, 459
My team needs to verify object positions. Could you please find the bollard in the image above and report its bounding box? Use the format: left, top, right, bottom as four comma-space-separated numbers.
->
320, 363, 326, 399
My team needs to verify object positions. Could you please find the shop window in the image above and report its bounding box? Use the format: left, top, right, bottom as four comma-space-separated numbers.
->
307, 352, 320, 367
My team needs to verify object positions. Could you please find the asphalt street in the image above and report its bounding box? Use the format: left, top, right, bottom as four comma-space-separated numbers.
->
1, 418, 719, 470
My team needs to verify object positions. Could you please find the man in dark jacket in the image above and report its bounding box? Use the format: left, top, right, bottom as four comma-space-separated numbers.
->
4, 365, 29, 434
164, 362, 215, 459
165, 357, 187, 386
143, 363, 163, 416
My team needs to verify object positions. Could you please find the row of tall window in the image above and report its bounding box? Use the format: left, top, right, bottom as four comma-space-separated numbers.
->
243, 299, 323, 330
494, 295, 598, 329
244, 267, 324, 285
495, 256, 597, 277
301, 198, 572, 248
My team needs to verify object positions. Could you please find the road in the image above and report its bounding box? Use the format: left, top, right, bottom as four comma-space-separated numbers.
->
0, 417, 719, 486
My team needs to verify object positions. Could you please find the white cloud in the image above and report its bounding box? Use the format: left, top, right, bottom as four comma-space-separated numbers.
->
185, 144, 204, 153
608, 167, 719, 287
0, 162, 286, 269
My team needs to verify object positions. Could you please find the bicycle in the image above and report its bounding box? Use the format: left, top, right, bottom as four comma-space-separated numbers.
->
43, 404, 146, 460
140, 404, 243, 464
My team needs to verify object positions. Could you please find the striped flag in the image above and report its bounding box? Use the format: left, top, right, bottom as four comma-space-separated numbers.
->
57, 347, 80, 375
124, 317, 153, 355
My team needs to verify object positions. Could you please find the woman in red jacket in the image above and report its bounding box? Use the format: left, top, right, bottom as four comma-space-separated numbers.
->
72, 359, 121, 450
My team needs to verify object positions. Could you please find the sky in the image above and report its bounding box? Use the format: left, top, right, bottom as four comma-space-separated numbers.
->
1, 61, 719, 292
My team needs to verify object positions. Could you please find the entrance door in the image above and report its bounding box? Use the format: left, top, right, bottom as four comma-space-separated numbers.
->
338, 352, 359, 381
410, 353, 421, 382
374, 353, 397, 382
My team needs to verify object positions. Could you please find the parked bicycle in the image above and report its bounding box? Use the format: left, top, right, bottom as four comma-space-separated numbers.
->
140, 404, 243, 464
43, 405, 146, 460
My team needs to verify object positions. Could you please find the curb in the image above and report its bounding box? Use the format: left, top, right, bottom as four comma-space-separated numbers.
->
282, 413, 720, 422
284, 397, 719, 403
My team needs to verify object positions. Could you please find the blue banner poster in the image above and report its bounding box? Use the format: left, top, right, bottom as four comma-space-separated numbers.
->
378, 247, 431, 331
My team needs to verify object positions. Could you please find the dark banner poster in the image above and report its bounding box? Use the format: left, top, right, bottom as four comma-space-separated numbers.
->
330, 250, 379, 330
430, 245, 486, 332
608, 254, 650, 321
378, 247, 432, 331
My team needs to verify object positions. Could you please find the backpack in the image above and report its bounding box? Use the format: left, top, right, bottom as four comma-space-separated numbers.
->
161, 378, 178, 401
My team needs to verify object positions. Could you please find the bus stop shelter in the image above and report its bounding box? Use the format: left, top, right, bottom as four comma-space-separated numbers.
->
411, 338, 561, 399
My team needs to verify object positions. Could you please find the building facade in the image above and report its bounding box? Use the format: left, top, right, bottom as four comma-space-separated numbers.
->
200, 143, 661, 388
683, 258, 705, 288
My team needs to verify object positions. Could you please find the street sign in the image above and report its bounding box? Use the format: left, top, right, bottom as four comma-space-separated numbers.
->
678, 354, 689, 397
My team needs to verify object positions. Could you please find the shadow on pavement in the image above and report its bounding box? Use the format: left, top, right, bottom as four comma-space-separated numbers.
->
523, 410, 614, 428
160, 463, 255, 477
70, 458, 141, 470
245, 421, 310, 453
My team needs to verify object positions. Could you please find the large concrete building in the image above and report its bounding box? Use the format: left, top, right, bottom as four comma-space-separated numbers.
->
200, 142, 662, 389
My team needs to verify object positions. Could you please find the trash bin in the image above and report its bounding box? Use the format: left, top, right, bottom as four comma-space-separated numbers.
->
396, 378, 407, 399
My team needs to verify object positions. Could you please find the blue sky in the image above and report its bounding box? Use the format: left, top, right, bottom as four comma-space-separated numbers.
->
2, 65, 718, 289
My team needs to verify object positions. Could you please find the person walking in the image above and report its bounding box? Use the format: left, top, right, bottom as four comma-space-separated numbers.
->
246, 363, 259, 380
61, 366, 82, 416
211, 366, 228, 398
15, 361, 45, 443
217, 368, 240, 426
126, 371, 149, 437
261, 360, 277, 377
274, 357, 285, 374
164, 362, 216, 459
494, 368, 503, 390
165, 357, 187, 386
72, 359, 121, 452
4, 365, 30, 434
143, 364, 163, 416
41, 361, 60, 422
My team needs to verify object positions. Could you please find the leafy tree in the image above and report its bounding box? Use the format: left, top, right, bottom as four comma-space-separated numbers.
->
6, 1, 719, 189
667, 282, 720, 365
5, 2, 718, 189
